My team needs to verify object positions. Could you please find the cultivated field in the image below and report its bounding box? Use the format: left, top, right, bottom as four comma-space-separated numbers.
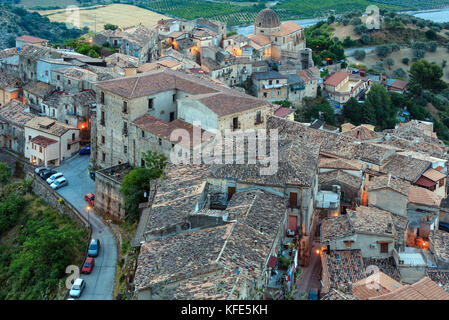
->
20, 0, 79, 9
347, 47, 449, 82
35, 4, 169, 31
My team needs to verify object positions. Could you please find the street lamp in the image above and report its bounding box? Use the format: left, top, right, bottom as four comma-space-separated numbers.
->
86, 205, 92, 225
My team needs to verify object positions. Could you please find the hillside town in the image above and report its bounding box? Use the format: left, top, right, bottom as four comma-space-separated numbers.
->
2, 7, 449, 301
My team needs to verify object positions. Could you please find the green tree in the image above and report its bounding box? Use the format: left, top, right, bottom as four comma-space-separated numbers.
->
305, 102, 335, 126
360, 33, 371, 45
0, 162, 11, 186
409, 59, 447, 93
364, 84, 397, 129
104, 24, 118, 30
376, 45, 391, 58
120, 151, 167, 223
353, 50, 366, 61
402, 57, 409, 65
384, 58, 395, 70
342, 97, 363, 125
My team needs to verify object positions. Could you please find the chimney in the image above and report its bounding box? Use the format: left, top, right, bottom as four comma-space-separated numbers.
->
387, 174, 391, 186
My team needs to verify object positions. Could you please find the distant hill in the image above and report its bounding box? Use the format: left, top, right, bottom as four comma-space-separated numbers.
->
0, 4, 88, 50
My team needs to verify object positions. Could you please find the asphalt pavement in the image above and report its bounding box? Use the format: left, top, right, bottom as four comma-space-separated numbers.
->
55, 154, 117, 300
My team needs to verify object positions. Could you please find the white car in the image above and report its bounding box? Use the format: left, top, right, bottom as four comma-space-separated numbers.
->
50, 177, 68, 190
46, 172, 63, 184
69, 278, 86, 298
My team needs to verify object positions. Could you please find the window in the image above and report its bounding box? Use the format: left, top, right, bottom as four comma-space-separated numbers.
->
100, 92, 105, 104
68, 80, 71, 84
124, 145, 127, 154
72, 133, 75, 141
232, 117, 239, 130
440, 179, 445, 188
67, 144, 71, 150
45, 70, 48, 76
173, 94, 176, 102
141, 159, 145, 167
158, 138, 162, 146
28, 135, 31, 141
102, 152, 106, 162
123, 122, 128, 136
276, 80, 279, 84
74, 106, 77, 114
148, 98, 154, 110
39, 146, 42, 153
278, 90, 281, 95
380, 243, 388, 253
101, 136, 105, 144
171, 143, 174, 149
100, 111, 105, 125
170, 112, 175, 122
123, 101, 128, 114
263, 92, 267, 98
52, 110, 55, 117
269, 80, 272, 85
43, 106, 46, 113
141, 130, 145, 138
57, 75, 60, 80
255, 111, 262, 124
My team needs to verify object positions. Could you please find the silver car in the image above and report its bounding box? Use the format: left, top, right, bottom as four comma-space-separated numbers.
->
46, 172, 63, 185
69, 278, 86, 298
50, 177, 68, 190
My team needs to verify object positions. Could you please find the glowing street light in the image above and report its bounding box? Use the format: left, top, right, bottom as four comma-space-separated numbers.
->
86, 205, 92, 225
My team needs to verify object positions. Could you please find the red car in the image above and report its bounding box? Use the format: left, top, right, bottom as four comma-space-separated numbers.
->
84, 193, 95, 206
81, 257, 95, 274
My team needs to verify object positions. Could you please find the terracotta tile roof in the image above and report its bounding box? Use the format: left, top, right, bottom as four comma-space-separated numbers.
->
0, 100, 36, 128
390, 79, 408, 90
273, 106, 295, 118
414, 176, 437, 188
324, 72, 349, 86
354, 142, 396, 165
321, 215, 353, 242
16, 35, 47, 43
319, 158, 362, 171
247, 34, 271, 46
430, 230, 449, 263
52, 67, 96, 80
422, 168, 446, 182
25, 116, 78, 137
352, 271, 403, 300
272, 21, 302, 36
342, 125, 382, 141
194, 92, 267, 116
30, 135, 58, 147
369, 277, 449, 300
350, 206, 397, 237
408, 185, 441, 207
381, 154, 431, 182
319, 170, 362, 190
132, 114, 213, 148
367, 174, 411, 196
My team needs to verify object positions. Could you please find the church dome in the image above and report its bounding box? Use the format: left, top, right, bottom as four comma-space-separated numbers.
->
255, 8, 281, 29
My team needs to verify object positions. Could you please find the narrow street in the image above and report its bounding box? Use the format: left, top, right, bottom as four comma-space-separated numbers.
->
296, 242, 322, 298
55, 155, 117, 300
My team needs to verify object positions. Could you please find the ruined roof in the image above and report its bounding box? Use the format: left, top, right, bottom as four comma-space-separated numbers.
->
0, 72, 20, 89
18, 44, 60, 60
349, 206, 396, 237
352, 271, 403, 300
321, 215, 353, 242
427, 270, 449, 293
0, 48, 18, 60
52, 66, 97, 80
25, 116, 78, 137
23, 81, 54, 98
369, 277, 449, 300
408, 185, 441, 207
122, 25, 157, 48
321, 289, 359, 300
366, 174, 411, 196
105, 53, 139, 69
342, 125, 382, 141
354, 142, 395, 165
380, 154, 431, 182
30, 135, 58, 147
0, 100, 36, 128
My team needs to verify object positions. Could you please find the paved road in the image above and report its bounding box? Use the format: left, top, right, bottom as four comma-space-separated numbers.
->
55, 155, 117, 300
296, 242, 322, 298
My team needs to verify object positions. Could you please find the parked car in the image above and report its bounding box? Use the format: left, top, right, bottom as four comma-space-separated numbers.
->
46, 172, 63, 185
84, 193, 95, 206
79, 145, 91, 155
69, 278, 86, 298
40, 169, 57, 180
81, 257, 95, 274
88, 238, 100, 257
439, 222, 449, 233
309, 288, 319, 300
50, 177, 68, 190
89, 171, 95, 181
35, 167, 47, 175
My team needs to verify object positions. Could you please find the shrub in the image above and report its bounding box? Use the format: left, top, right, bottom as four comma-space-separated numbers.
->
353, 50, 366, 60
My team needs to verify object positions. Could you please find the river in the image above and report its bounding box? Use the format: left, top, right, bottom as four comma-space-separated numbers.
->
232, 7, 449, 35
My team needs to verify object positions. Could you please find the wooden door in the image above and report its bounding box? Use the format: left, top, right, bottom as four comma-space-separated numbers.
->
227, 186, 236, 200
289, 192, 297, 208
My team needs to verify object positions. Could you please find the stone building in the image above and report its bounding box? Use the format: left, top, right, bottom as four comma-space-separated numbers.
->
24, 116, 79, 166
0, 71, 20, 107
18, 44, 62, 84
0, 99, 36, 154
93, 68, 269, 168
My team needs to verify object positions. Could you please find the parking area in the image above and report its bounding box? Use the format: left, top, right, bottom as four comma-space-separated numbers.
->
55, 154, 117, 300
